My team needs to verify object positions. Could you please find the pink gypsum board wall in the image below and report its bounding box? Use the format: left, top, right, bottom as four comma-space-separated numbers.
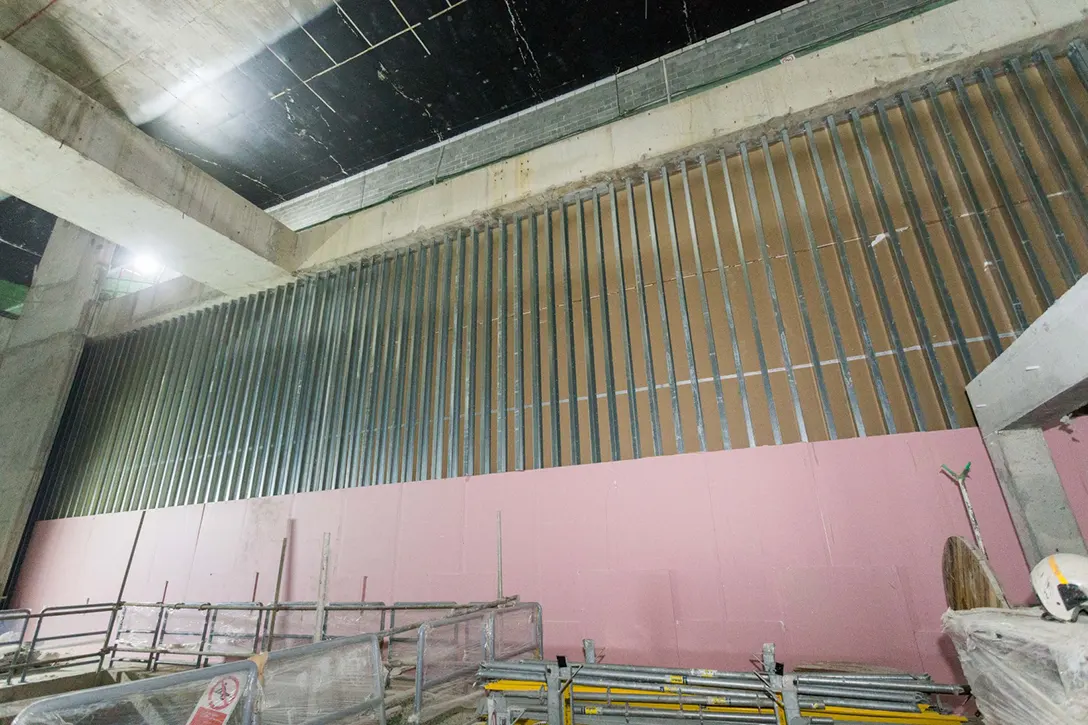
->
16, 423, 1088, 682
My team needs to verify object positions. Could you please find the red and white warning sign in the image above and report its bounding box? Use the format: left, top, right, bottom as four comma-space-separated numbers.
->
185, 674, 242, 725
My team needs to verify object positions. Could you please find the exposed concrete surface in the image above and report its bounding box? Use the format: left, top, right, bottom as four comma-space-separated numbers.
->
91, 276, 224, 339
968, 275, 1088, 433
984, 429, 1088, 565
0, 317, 13, 353
0, 39, 296, 295
0, 1, 335, 126
293, 0, 1088, 270
0, 220, 110, 596
967, 273, 1088, 566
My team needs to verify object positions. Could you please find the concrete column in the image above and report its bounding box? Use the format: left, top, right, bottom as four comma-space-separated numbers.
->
983, 429, 1088, 567
968, 274, 1088, 567
0, 220, 110, 597
0, 316, 13, 352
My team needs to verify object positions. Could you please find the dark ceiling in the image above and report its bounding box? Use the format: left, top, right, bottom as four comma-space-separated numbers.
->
141, 0, 798, 208
1, 0, 796, 289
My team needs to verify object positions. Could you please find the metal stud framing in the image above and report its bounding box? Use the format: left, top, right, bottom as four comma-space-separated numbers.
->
38, 44, 1088, 518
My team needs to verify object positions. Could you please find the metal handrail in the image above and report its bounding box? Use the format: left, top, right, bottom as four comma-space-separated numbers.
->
3, 596, 521, 682
412, 601, 543, 720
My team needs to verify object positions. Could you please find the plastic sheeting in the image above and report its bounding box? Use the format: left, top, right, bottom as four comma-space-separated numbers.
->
262, 633, 385, 725
943, 607, 1088, 725
12, 660, 261, 725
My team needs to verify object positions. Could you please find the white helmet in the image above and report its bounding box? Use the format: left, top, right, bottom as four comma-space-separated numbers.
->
1031, 553, 1088, 622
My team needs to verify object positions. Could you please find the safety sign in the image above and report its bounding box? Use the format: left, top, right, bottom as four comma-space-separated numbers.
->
185, 674, 242, 725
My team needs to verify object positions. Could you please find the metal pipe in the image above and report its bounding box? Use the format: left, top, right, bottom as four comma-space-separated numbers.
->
695, 157, 753, 448
644, 171, 684, 452
99, 322, 167, 513
347, 269, 381, 488
861, 105, 951, 427
465, 231, 480, 475
593, 192, 622, 460
627, 178, 663, 455
404, 251, 427, 482
227, 290, 276, 500
447, 234, 467, 477
360, 259, 392, 486
330, 265, 365, 488
905, 87, 1003, 359
96, 323, 163, 513
927, 82, 1027, 335
482, 228, 495, 474
576, 199, 601, 462
680, 161, 729, 447
662, 165, 708, 450
1007, 57, 1088, 245
883, 95, 987, 374
721, 152, 780, 445
979, 67, 1079, 286
189, 299, 241, 501
545, 209, 563, 466
257, 283, 299, 495
513, 218, 526, 470
561, 203, 581, 464
210, 295, 260, 500
530, 213, 545, 467
124, 318, 185, 511
431, 241, 454, 479
389, 250, 417, 483
151, 312, 208, 508
497, 223, 509, 471
829, 115, 922, 431
310, 268, 350, 491
418, 245, 441, 481
781, 130, 864, 437
609, 184, 641, 456
762, 136, 836, 438
740, 142, 807, 442
376, 253, 408, 485
280, 280, 321, 494
242, 286, 289, 498
804, 122, 894, 434
951, 75, 1054, 307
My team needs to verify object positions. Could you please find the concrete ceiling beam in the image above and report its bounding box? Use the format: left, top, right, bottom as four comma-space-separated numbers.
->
0, 39, 296, 296
967, 276, 1088, 565
968, 276, 1088, 435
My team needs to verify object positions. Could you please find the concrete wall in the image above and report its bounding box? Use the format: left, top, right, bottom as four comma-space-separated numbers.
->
268, 0, 947, 231
18, 424, 1088, 680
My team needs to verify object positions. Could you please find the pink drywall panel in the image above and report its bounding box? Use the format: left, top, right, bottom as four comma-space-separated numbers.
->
18, 426, 1088, 682
1046, 419, 1088, 542
125, 504, 205, 602
333, 484, 402, 603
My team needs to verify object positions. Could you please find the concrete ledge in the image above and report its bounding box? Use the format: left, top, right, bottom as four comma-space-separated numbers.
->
91, 276, 224, 339
293, 0, 1088, 271
967, 275, 1088, 434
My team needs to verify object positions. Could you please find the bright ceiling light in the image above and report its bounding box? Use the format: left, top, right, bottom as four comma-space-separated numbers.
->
132, 254, 164, 278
